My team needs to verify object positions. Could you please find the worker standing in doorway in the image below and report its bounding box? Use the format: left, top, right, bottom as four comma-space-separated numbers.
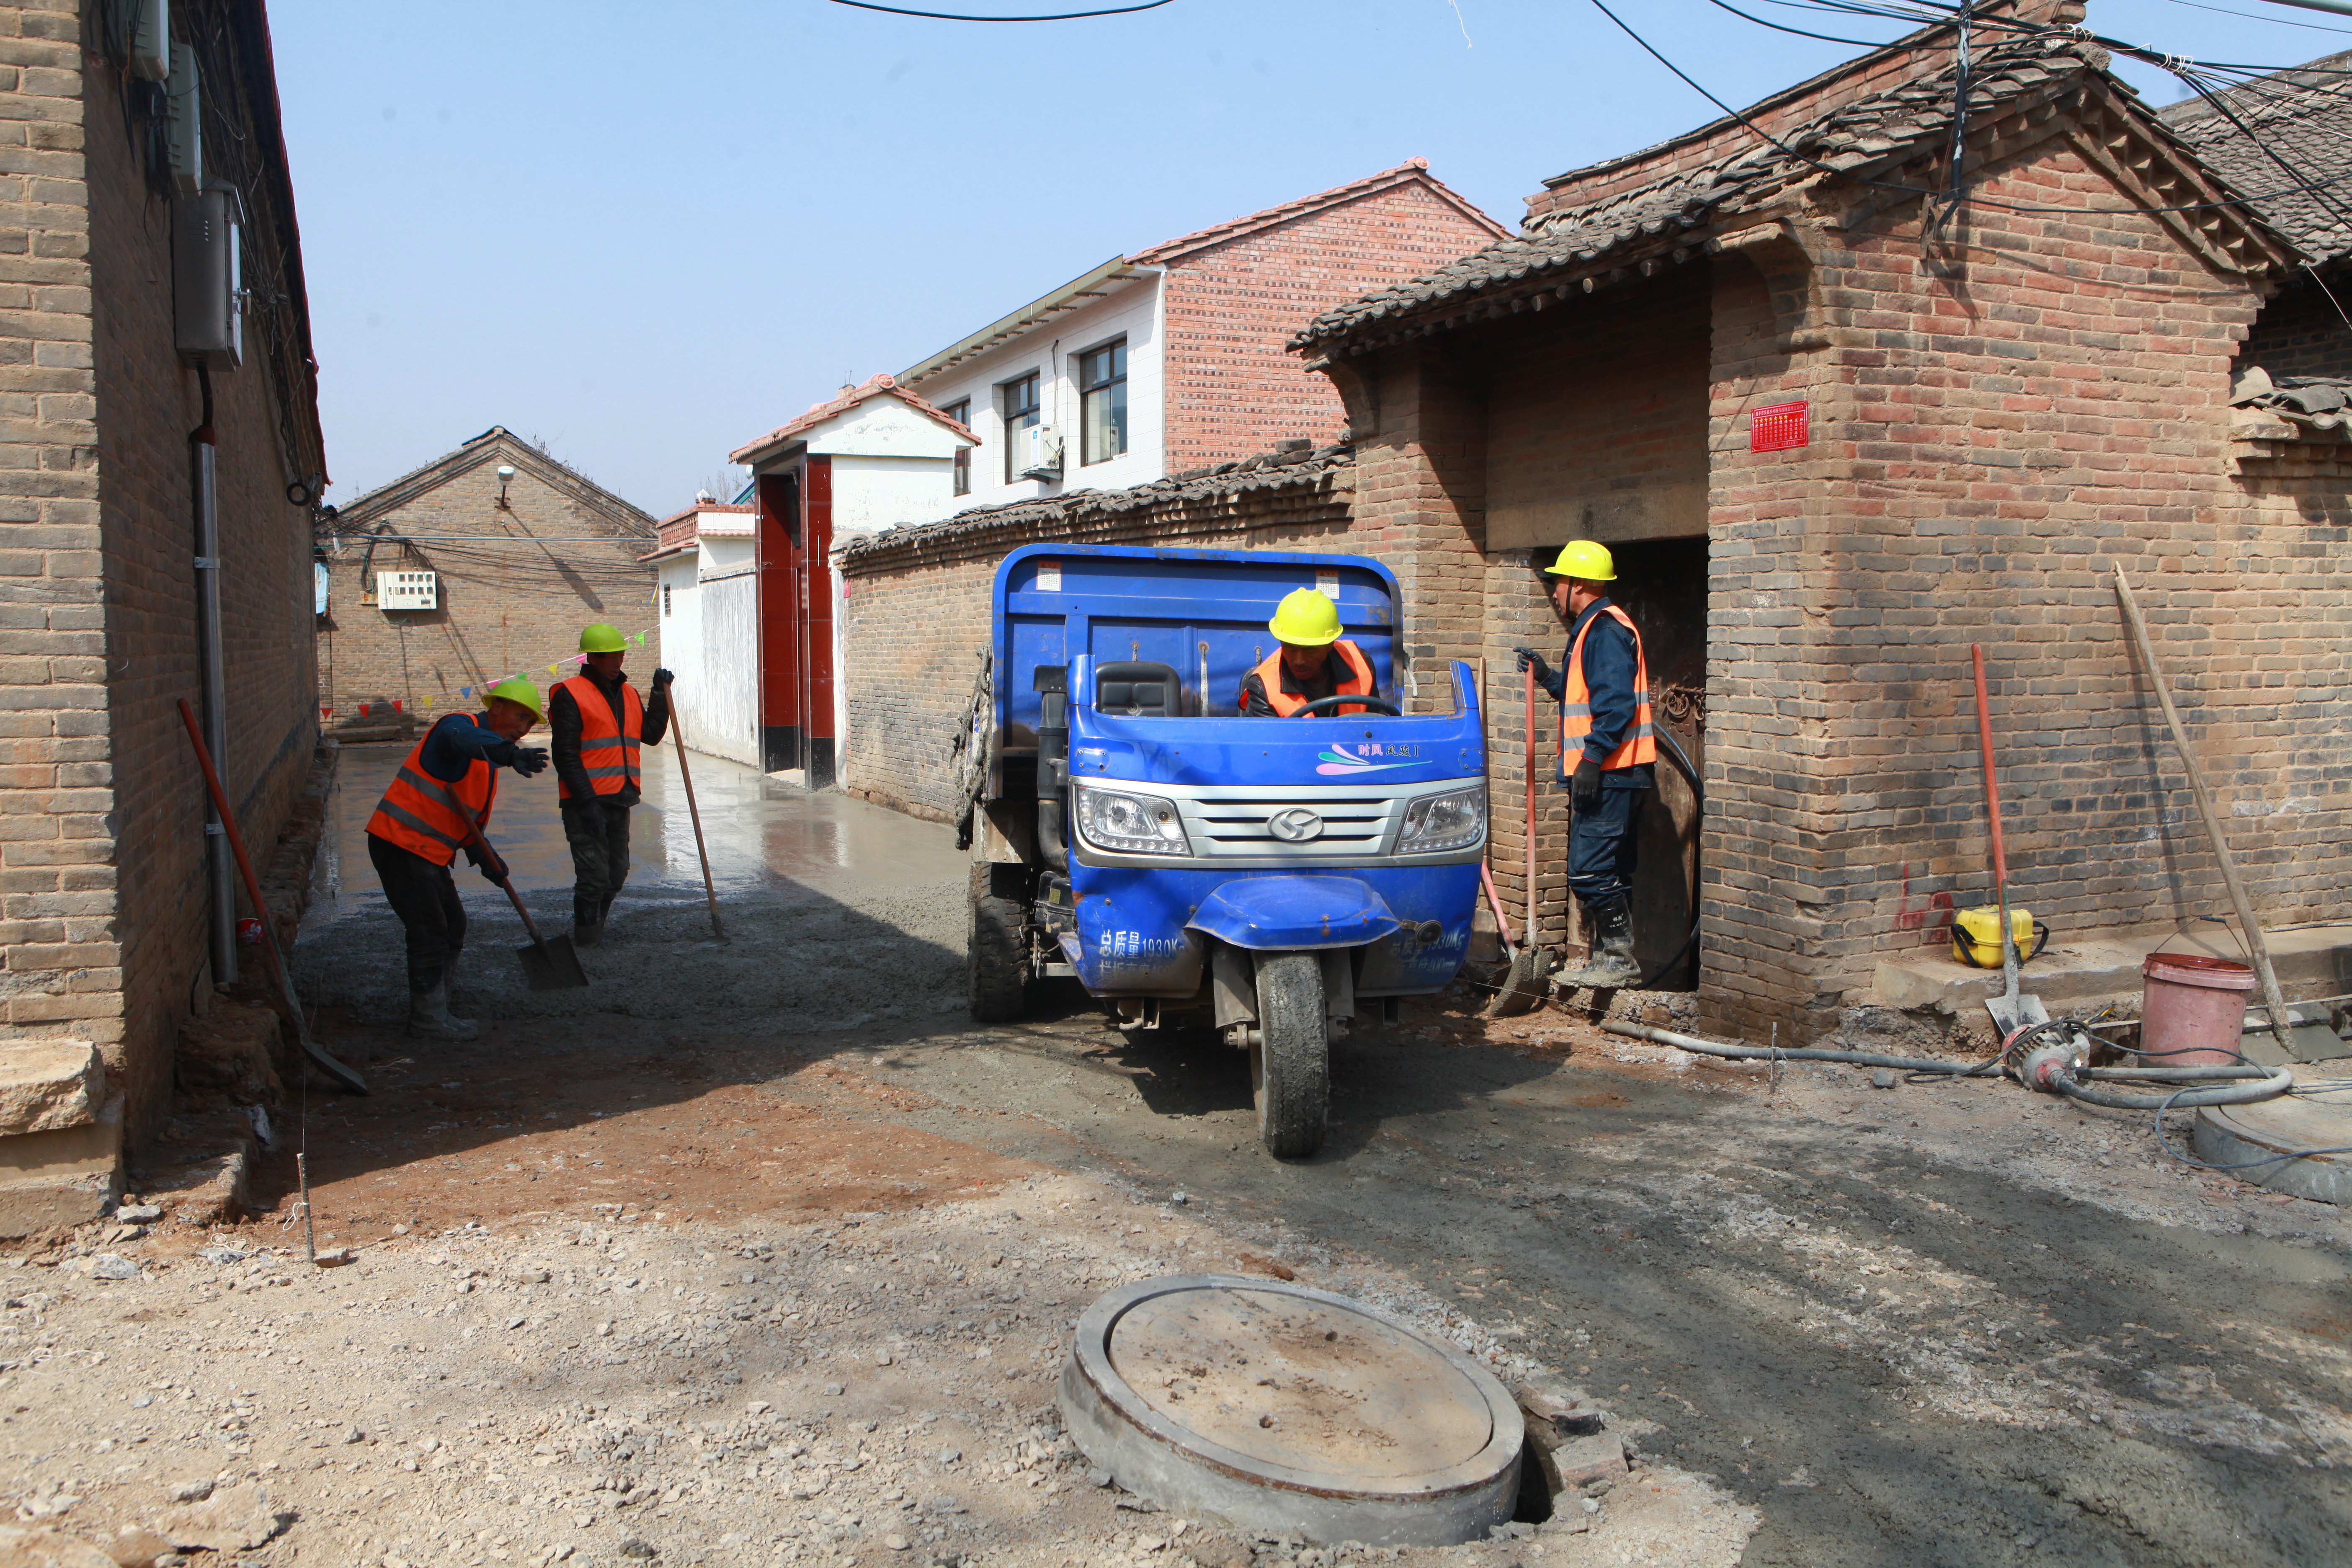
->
1240, 588, 1377, 716
550, 623, 670, 946
1516, 541, 1656, 990
365, 679, 549, 1041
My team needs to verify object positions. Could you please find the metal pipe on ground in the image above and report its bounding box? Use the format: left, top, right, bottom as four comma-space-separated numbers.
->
1600, 1019, 1995, 1075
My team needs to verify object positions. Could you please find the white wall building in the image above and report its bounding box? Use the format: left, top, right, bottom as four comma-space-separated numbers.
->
645, 498, 760, 767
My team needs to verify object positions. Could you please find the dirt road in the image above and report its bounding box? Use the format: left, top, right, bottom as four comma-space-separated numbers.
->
7, 747, 2347, 1568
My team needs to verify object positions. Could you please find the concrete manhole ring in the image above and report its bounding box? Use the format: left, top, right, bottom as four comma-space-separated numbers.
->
1057, 1273, 1522, 1546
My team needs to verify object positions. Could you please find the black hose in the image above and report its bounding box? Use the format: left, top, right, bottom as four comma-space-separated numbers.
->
1636, 726, 1704, 990
2048, 1064, 2294, 1112
1601, 1019, 1998, 1075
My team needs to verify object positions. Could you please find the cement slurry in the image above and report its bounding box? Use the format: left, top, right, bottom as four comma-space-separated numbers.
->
291, 750, 2352, 1567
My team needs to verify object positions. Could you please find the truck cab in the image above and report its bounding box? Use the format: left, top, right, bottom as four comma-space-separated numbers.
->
963, 545, 1485, 1159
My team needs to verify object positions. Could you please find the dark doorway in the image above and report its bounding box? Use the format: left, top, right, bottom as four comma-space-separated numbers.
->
1601, 536, 1706, 989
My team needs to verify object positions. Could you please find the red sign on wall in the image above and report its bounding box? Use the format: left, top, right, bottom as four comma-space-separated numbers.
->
1750, 400, 1809, 453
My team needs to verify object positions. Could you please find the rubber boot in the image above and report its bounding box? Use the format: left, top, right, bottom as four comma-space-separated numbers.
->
1561, 897, 1643, 990
597, 889, 619, 940
406, 982, 481, 1042
572, 896, 603, 949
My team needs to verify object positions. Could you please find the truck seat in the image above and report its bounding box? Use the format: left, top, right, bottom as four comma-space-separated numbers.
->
1094, 661, 1185, 717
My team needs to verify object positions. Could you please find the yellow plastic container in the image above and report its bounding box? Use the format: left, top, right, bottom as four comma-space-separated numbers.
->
1952, 905, 2048, 968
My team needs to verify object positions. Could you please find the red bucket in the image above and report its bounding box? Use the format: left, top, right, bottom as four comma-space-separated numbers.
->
2140, 952, 2254, 1067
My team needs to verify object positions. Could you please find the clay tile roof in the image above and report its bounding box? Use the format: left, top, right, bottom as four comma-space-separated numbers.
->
1293, 32, 2272, 354
730, 373, 978, 466
2160, 50, 2352, 263
1125, 158, 1508, 265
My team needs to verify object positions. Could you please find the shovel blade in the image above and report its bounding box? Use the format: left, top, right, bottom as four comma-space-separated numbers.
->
1984, 988, 2048, 1041
1489, 946, 1547, 1018
517, 934, 590, 991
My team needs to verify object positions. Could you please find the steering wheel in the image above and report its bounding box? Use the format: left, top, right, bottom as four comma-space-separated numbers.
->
1292, 694, 1403, 717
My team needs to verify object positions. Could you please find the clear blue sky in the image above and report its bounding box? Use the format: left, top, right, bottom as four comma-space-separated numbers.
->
271, 0, 2336, 514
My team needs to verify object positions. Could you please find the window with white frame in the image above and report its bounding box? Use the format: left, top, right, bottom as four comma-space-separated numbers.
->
943, 399, 972, 496
1000, 373, 1040, 483
1079, 339, 1127, 465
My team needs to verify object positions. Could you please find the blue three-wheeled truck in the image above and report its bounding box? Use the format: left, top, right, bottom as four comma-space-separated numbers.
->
960, 545, 1487, 1160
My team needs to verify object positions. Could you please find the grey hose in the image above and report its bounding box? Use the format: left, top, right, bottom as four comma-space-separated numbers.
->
2048, 1063, 2295, 1111
1600, 1019, 1993, 1075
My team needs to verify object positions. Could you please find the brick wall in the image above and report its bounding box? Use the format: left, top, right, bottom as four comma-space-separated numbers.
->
1160, 181, 1506, 472
1, 0, 328, 1147
2239, 268, 2352, 381
837, 455, 1358, 820
318, 437, 655, 720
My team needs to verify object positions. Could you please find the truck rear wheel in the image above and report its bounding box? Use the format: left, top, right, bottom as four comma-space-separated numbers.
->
969, 863, 1030, 1023
1251, 951, 1328, 1160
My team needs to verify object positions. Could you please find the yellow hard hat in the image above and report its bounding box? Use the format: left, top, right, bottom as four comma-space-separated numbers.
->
1545, 540, 1617, 581
1268, 588, 1343, 647
487, 677, 543, 721
578, 622, 628, 653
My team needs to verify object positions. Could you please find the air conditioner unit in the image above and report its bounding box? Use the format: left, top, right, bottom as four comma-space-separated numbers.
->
1017, 425, 1065, 482
172, 187, 241, 368
166, 41, 201, 195
376, 570, 438, 611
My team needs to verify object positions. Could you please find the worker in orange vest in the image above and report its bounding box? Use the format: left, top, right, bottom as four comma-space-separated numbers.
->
550, 623, 669, 946
1240, 589, 1377, 716
364, 678, 549, 1041
1516, 540, 1656, 990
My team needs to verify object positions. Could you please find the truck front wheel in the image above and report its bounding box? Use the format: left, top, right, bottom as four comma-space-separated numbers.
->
1251, 951, 1328, 1160
968, 863, 1030, 1022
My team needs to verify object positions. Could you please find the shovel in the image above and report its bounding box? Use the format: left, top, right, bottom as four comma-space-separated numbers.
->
175, 699, 367, 1094
1971, 645, 2046, 1042
462, 822, 590, 992
1489, 659, 1548, 1017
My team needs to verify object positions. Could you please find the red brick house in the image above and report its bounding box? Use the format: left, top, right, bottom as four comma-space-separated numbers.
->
1287, 1, 2344, 1037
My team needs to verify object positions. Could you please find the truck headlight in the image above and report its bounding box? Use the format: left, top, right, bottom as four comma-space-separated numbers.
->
1396, 785, 1485, 854
1075, 784, 1191, 856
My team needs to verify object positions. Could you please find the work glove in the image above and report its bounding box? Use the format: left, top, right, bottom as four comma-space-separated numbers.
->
1514, 646, 1553, 684
653, 667, 675, 688
510, 745, 549, 778
465, 841, 509, 884
1570, 757, 1603, 810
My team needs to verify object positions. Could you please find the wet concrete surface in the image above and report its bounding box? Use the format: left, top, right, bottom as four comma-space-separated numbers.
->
287, 750, 2352, 1567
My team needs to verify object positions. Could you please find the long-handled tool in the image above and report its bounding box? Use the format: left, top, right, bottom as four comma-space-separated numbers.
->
175, 699, 368, 1094
665, 680, 725, 941
1970, 646, 2047, 1042
461, 821, 590, 991
1491, 660, 1549, 1015
2112, 568, 2295, 1055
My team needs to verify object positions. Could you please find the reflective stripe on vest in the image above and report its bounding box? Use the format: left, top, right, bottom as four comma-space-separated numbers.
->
1243, 640, 1375, 717
364, 720, 498, 867
1559, 605, 1656, 773
557, 675, 643, 802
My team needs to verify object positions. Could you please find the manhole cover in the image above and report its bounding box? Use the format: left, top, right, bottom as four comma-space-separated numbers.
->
1058, 1274, 1521, 1545
2197, 1099, 2352, 1206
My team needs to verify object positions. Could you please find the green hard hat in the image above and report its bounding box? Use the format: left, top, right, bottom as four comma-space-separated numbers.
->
487, 677, 543, 720
578, 622, 627, 653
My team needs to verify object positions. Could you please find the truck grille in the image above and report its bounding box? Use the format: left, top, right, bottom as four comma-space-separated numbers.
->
1173, 789, 1407, 860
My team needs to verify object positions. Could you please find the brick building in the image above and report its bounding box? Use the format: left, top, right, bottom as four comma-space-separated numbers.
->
843, 2, 2349, 1041
316, 429, 655, 729
1, 0, 328, 1227
1289, 5, 2340, 1038
894, 160, 1505, 521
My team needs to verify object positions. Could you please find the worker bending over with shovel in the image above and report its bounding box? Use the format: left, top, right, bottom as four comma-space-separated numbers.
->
1516, 540, 1655, 990
551, 623, 670, 947
365, 678, 549, 1041
1240, 589, 1376, 716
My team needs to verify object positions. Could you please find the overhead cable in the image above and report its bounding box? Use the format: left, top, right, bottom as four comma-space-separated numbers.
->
823, 0, 1172, 18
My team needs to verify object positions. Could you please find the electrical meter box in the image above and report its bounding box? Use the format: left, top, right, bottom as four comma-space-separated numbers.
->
172, 188, 240, 369
126, 0, 170, 81
376, 571, 438, 611
166, 41, 201, 194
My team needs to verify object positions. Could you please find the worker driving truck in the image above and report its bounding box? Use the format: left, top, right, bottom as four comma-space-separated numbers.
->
964, 547, 1485, 1160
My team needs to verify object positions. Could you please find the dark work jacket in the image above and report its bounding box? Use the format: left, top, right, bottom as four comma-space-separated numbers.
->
1534, 598, 1655, 791
550, 669, 669, 807
1240, 658, 1341, 717
418, 712, 519, 783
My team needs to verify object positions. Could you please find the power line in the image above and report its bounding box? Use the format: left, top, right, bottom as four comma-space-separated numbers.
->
823, 0, 1172, 18
2158, 0, 2352, 33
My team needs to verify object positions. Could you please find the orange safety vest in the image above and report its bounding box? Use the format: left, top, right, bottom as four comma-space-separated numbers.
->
1243, 640, 1376, 717
365, 717, 498, 867
555, 674, 643, 802
1559, 605, 1656, 774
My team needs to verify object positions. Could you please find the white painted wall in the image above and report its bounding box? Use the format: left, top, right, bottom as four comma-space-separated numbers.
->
900, 271, 1164, 524
830, 454, 955, 535
655, 552, 700, 691
698, 567, 761, 769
